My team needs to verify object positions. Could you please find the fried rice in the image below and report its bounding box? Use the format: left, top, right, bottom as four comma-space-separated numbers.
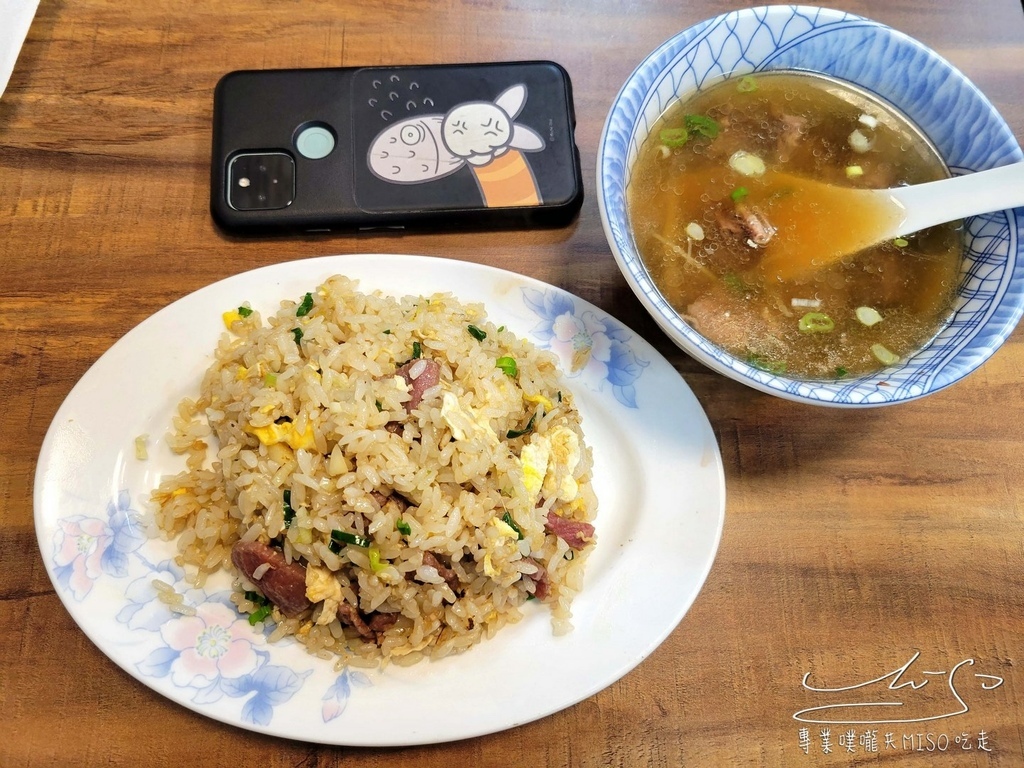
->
150, 275, 597, 668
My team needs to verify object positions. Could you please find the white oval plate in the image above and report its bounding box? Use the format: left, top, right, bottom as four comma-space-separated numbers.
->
34, 254, 725, 746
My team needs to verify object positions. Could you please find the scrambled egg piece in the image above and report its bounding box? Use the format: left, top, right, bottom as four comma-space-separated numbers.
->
246, 421, 316, 450
523, 392, 554, 411
483, 552, 499, 579
520, 440, 549, 505
519, 426, 582, 505
544, 426, 581, 502
305, 565, 342, 626
492, 516, 519, 539
222, 309, 243, 329
440, 391, 497, 444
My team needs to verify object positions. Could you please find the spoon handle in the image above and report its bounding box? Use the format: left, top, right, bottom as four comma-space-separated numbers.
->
890, 161, 1024, 235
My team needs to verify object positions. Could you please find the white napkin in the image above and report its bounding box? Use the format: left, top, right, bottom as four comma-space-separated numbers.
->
0, 0, 40, 99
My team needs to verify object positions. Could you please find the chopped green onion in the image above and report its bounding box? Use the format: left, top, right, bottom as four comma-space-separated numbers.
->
237, 306, 254, 318
747, 354, 787, 374
411, 341, 422, 359
264, 372, 277, 387
506, 412, 537, 439
724, 273, 747, 293
497, 325, 505, 333
893, 237, 909, 247
834, 366, 849, 379
496, 356, 518, 377
502, 512, 524, 540
798, 312, 835, 333
291, 327, 303, 345
248, 604, 272, 625
730, 186, 749, 202
396, 519, 412, 536
855, 306, 883, 326
374, 400, 383, 412
331, 529, 371, 548
295, 292, 314, 317
737, 75, 758, 93
368, 545, 386, 573
244, 590, 266, 603
283, 490, 295, 528
659, 127, 689, 148
845, 165, 864, 178
526, 593, 536, 601
685, 114, 719, 138
871, 343, 900, 365
383, 329, 391, 334
328, 540, 342, 554
467, 324, 487, 341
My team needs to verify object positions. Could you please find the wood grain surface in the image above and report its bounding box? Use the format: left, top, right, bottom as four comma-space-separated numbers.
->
2, 1, 1023, 765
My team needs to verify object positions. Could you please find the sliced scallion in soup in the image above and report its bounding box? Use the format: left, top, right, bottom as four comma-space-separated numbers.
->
628, 72, 962, 379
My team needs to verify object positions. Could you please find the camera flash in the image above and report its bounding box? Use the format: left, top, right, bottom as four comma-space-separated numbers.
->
238, 177, 251, 188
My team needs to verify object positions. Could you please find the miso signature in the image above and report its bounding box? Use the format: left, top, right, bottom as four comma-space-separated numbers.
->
793, 651, 1004, 725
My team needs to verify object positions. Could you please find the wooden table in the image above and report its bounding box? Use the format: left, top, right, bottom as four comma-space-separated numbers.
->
3, 1, 1023, 765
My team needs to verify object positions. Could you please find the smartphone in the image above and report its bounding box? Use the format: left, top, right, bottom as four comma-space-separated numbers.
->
210, 61, 584, 235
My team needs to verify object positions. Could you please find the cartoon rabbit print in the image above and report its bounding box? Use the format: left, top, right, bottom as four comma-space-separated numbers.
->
367, 83, 547, 207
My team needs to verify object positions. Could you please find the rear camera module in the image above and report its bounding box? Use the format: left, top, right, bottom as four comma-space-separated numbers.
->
227, 152, 295, 211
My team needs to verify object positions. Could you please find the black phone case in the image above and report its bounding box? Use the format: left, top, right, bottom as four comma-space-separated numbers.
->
210, 61, 584, 234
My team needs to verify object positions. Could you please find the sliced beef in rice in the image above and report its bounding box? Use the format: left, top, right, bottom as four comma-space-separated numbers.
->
545, 511, 595, 551
336, 601, 374, 639
337, 600, 400, 643
367, 612, 400, 633
370, 490, 409, 514
415, 550, 461, 593
395, 358, 441, 411
523, 557, 551, 601
231, 540, 311, 617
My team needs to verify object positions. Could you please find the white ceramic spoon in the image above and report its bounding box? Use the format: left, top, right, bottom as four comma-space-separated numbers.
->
758, 161, 1024, 281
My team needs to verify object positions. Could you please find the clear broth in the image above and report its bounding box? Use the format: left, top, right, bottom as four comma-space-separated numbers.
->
628, 72, 962, 379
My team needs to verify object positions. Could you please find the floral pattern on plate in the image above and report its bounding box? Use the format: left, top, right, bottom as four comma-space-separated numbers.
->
49, 489, 363, 727
523, 287, 650, 408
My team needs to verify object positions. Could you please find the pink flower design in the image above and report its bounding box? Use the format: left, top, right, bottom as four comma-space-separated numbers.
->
550, 310, 613, 378
160, 602, 260, 688
52, 516, 112, 600
524, 287, 649, 408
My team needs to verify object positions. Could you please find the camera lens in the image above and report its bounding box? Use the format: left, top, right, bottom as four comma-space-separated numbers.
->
227, 152, 295, 211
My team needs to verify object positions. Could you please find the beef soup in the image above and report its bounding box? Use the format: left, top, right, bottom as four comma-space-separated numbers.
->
627, 72, 963, 379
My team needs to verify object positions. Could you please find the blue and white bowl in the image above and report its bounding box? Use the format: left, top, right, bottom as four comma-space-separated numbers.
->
597, 5, 1024, 407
